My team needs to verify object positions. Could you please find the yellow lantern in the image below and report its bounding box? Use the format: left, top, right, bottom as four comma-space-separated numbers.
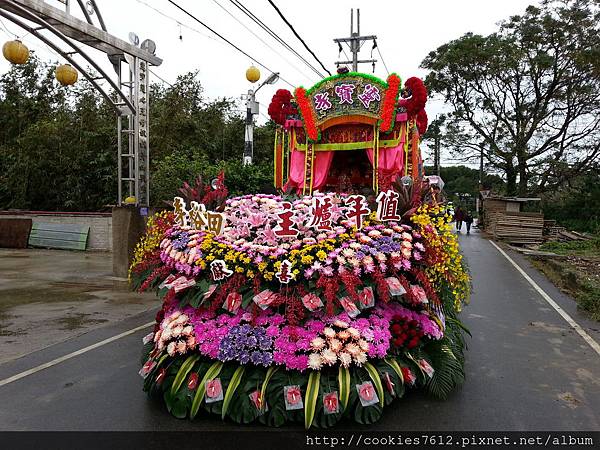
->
2, 40, 29, 64
245, 65, 260, 83
124, 196, 137, 205
55, 64, 78, 86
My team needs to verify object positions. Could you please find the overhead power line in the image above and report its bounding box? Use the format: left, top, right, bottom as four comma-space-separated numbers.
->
375, 42, 390, 75
149, 69, 173, 87
266, 0, 331, 77
165, 0, 295, 88
210, 0, 314, 82
228, 0, 324, 79
134, 0, 217, 42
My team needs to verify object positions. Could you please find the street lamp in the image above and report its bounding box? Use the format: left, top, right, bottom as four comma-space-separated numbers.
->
243, 69, 280, 165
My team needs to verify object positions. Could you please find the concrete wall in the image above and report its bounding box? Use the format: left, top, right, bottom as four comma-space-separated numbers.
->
0, 211, 112, 250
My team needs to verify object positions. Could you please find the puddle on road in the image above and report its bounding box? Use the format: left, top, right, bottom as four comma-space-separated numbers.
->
55, 313, 109, 330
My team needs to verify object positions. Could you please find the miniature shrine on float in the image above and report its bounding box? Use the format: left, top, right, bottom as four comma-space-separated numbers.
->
130, 70, 470, 428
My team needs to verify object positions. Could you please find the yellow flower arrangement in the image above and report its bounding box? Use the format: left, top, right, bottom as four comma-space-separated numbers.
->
128, 210, 173, 280
412, 205, 471, 312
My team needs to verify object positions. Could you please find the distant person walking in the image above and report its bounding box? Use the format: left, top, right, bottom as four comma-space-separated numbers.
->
454, 206, 464, 232
465, 211, 474, 235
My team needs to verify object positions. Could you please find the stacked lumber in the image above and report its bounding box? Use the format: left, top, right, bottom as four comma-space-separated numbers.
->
482, 199, 507, 229
557, 230, 592, 241
492, 212, 544, 245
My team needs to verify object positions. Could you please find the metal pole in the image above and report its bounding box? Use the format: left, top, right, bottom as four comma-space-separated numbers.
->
352, 11, 358, 71
243, 89, 254, 165
435, 134, 440, 177
479, 143, 484, 189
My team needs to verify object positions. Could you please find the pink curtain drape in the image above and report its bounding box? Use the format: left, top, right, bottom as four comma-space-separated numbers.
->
285, 149, 334, 192
365, 140, 405, 174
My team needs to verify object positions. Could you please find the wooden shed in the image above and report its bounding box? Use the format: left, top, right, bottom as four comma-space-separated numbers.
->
482, 196, 543, 245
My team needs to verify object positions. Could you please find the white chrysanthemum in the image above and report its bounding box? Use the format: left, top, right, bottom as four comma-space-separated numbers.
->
349, 242, 362, 250
308, 353, 323, 370
176, 341, 187, 354
337, 330, 350, 341
183, 325, 193, 336
353, 352, 367, 366
342, 248, 355, 258
323, 327, 336, 338
170, 311, 181, 320
345, 342, 360, 356
321, 348, 338, 365
347, 327, 360, 339
329, 338, 343, 353
172, 325, 184, 337
333, 319, 349, 329
161, 329, 172, 341
358, 339, 370, 351
310, 337, 326, 350
166, 341, 176, 356
153, 330, 162, 342
338, 351, 352, 367
348, 257, 361, 268
368, 230, 382, 238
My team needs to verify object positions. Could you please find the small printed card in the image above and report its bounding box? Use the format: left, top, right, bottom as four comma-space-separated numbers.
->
383, 371, 395, 396
339, 296, 360, 318
138, 359, 156, 379
253, 290, 277, 310
401, 367, 416, 386
386, 277, 406, 296
223, 292, 242, 313
323, 391, 340, 415
205, 378, 223, 403
301, 293, 323, 312
158, 274, 177, 289
358, 287, 375, 309
418, 359, 435, 378
249, 390, 268, 413
142, 332, 154, 345
283, 385, 303, 410
356, 381, 379, 407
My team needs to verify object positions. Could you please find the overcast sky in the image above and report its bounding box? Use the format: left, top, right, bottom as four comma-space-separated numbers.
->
0, 0, 540, 166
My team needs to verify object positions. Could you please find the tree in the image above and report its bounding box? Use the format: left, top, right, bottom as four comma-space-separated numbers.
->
422, 0, 600, 195
0, 58, 276, 211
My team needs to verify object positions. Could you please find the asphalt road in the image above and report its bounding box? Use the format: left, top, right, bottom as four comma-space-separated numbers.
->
1, 231, 599, 431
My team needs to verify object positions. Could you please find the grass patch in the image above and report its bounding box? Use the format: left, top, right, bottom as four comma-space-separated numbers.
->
539, 238, 600, 257
530, 256, 600, 321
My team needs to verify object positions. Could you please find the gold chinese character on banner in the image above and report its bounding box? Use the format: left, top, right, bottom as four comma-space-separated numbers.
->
173, 196, 188, 227
207, 212, 225, 235
189, 201, 208, 230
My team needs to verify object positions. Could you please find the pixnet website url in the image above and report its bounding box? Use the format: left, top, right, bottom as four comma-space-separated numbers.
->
305, 434, 595, 448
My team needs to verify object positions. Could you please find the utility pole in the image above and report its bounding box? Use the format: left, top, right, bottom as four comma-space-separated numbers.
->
243, 88, 257, 166
434, 134, 441, 177
431, 116, 441, 177
333, 9, 377, 72
479, 142, 484, 190
242, 70, 279, 165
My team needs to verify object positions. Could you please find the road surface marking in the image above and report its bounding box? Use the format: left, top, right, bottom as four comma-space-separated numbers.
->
0, 321, 155, 388
490, 240, 600, 357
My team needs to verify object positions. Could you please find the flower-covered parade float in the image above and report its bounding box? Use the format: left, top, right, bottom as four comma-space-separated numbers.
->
130, 71, 470, 428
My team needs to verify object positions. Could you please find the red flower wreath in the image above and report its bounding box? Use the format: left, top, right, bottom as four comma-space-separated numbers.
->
379, 73, 401, 132
294, 87, 319, 141
267, 89, 297, 126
